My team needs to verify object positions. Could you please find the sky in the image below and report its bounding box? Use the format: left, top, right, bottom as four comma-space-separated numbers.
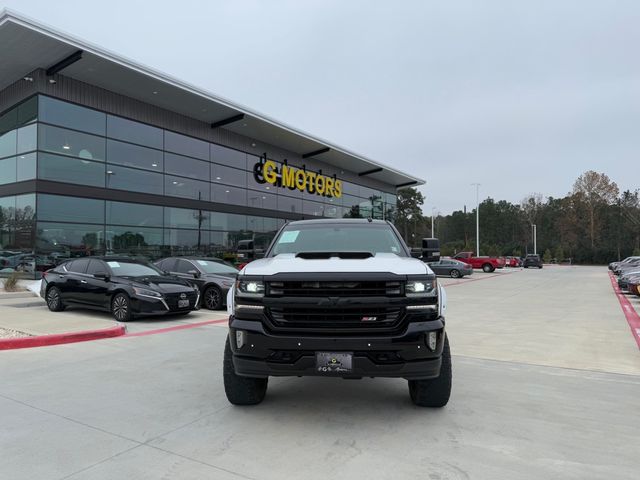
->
2, 0, 639, 214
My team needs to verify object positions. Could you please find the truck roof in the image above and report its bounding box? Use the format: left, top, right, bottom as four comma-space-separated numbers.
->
285, 218, 390, 226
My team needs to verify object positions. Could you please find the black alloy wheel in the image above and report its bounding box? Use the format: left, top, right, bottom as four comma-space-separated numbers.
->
46, 286, 65, 312
450, 269, 461, 278
111, 293, 132, 322
203, 285, 223, 310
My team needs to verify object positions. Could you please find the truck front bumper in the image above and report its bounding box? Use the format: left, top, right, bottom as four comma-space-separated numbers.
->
228, 316, 446, 380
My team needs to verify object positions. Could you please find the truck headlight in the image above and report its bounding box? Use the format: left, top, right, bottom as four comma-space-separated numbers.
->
236, 280, 265, 297
406, 279, 437, 297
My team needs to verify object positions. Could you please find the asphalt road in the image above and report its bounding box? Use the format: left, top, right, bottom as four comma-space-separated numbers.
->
1, 266, 639, 480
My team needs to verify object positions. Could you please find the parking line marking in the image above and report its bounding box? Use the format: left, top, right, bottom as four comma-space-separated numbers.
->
608, 272, 640, 350
124, 318, 229, 337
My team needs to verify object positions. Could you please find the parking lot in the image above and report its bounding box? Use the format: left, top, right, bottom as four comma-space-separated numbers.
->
1, 266, 639, 480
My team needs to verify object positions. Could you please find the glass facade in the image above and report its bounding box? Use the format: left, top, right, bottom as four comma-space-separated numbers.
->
0, 94, 397, 277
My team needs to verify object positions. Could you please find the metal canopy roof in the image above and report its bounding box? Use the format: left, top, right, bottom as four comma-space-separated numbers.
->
0, 9, 424, 189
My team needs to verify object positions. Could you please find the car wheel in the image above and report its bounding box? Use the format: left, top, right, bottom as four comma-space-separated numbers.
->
203, 285, 223, 310
482, 263, 494, 273
111, 293, 133, 322
538, 265, 543, 269
223, 336, 268, 405
450, 269, 461, 278
408, 335, 452, 407
45, 286, 65, 312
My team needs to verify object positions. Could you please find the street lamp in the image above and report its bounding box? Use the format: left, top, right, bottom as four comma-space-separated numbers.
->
431, 207, 436, 238
471, 183, 481, 255
531, 224, 537, 255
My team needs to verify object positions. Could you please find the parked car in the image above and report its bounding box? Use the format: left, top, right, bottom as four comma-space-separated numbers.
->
155, 257, 238, 310
452, 251, 505, 272
617, 270, 640, 291
427, 259, 473, 278
609, 256, 640, 271
614, 259, 640, 276
40, 257, 200, 321
504, 256, 522, 268
523, 254, 543, 269
627, 276, 640, 297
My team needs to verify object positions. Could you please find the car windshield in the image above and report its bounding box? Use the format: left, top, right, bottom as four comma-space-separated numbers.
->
194, 259, 238, 274
270, 223, 406, 256
105, 260, 162, 277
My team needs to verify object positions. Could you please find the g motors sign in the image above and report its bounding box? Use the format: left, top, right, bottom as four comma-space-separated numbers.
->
252, 153, 343, 198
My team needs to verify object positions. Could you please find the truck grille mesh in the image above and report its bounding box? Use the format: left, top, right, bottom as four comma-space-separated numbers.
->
267, 281, 402, 297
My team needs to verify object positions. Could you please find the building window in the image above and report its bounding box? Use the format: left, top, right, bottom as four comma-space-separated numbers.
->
164, 130, 209, 161
36, 222, 105, 257
17, 153, 37, 182
37, 194, 105, 224
106, 201, 163, 227
39, 96, 105, 136
211, 164, 246, 187
106, 225, 163, 257
106, 139, 163, 172
164, 152, 209, 180
247, 190, 277, 210
165, 175, 210, 201
106, 115, 163, 149
38, 152, 106, 187
106, 165, 163, 195
211, 144, 246, 169
211, 184, 246, 206
38, 124, 105, 161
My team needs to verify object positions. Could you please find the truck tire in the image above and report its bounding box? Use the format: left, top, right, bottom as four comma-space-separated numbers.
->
408, 335, 452, 408
482, 263, 494, 273
223, 336, 268, 405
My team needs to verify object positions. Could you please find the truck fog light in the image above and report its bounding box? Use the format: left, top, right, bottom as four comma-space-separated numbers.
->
427, 332, 437, 351
236, 330, 246, 349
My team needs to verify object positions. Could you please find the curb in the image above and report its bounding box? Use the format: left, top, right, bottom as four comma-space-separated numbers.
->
608, 272, 640, 350
0, 325, 127, 351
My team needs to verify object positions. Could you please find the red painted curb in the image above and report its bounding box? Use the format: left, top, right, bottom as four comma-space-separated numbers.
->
124, 318, 228, 337
608, 272, 640, 350
0, 325, 126, 351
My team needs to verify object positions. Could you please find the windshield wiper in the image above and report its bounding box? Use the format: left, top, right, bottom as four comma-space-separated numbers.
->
295, 251, 374, 259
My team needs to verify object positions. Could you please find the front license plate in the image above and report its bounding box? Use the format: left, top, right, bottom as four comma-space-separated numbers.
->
178, 299, 190, 308
316, 352, 353, 374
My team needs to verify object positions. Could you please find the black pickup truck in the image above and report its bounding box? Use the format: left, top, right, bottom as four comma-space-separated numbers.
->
224, 219, 451, 407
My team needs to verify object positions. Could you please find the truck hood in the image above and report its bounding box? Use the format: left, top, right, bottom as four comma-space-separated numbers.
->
241, 253, 431, 276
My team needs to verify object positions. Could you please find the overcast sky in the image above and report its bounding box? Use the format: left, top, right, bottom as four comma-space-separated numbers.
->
3, 0, 639, 213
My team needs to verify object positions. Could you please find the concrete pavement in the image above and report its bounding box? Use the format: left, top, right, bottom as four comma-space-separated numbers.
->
0, 266, 639, 479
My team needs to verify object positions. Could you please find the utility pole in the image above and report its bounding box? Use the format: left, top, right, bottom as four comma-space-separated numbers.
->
471, 183, 481, 255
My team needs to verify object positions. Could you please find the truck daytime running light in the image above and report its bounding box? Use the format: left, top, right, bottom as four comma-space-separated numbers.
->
236, 280, 265, 296
406, 279, 437, 297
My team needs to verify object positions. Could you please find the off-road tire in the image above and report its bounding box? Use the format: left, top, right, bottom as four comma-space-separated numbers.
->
45, 286, 65, 312
223, 336, 268, 405
111, 293, 133, 322
408, 335, 452, 408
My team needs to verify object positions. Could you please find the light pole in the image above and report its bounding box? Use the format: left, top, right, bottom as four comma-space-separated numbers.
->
471, 183, 481, 255
532, 224, 537, 255
431, 207, 437, 237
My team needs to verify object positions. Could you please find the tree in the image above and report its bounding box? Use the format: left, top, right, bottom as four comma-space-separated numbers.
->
554, 245, 565, 263
543, 249, 552, 264
394, 188, 425, 245
572, 171, 619, 249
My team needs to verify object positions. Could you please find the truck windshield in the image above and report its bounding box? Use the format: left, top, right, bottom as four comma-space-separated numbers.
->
270, 223, 406, 257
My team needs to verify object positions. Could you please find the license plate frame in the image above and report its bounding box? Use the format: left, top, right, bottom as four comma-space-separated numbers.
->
315, 352, 353, 374
177, 299, 190, 308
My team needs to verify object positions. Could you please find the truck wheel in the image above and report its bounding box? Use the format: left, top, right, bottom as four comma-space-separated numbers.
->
449, 269, 461, 278
223, 336, 268, 405
482, 263, 494, 273
408, 335, 452, 408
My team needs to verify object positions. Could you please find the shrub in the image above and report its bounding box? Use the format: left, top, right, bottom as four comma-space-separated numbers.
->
543, 249, 553, 264
3, 272, 20, 292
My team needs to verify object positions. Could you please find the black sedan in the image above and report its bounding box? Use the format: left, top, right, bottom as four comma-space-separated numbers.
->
426, 259, 473, 278
40, 257, 200, 321
155, 257, 238, 310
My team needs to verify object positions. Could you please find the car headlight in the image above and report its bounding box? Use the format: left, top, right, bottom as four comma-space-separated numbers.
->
133, 287, 163, 298
406, 279, 437, 297
236, 279, 265, 297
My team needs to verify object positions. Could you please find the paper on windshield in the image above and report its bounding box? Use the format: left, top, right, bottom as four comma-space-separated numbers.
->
196, 260, 209, 266
279, 230, 300, 243
107, 261, 120, 268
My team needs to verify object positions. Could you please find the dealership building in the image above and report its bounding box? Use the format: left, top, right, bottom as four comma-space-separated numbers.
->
0, 11, 423, 276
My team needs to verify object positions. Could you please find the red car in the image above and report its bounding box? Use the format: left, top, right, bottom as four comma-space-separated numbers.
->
452, 251, 506, 273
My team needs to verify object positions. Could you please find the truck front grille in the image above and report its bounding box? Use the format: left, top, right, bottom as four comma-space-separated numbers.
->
266, 306, 404, 333
267, 281, 402, 297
